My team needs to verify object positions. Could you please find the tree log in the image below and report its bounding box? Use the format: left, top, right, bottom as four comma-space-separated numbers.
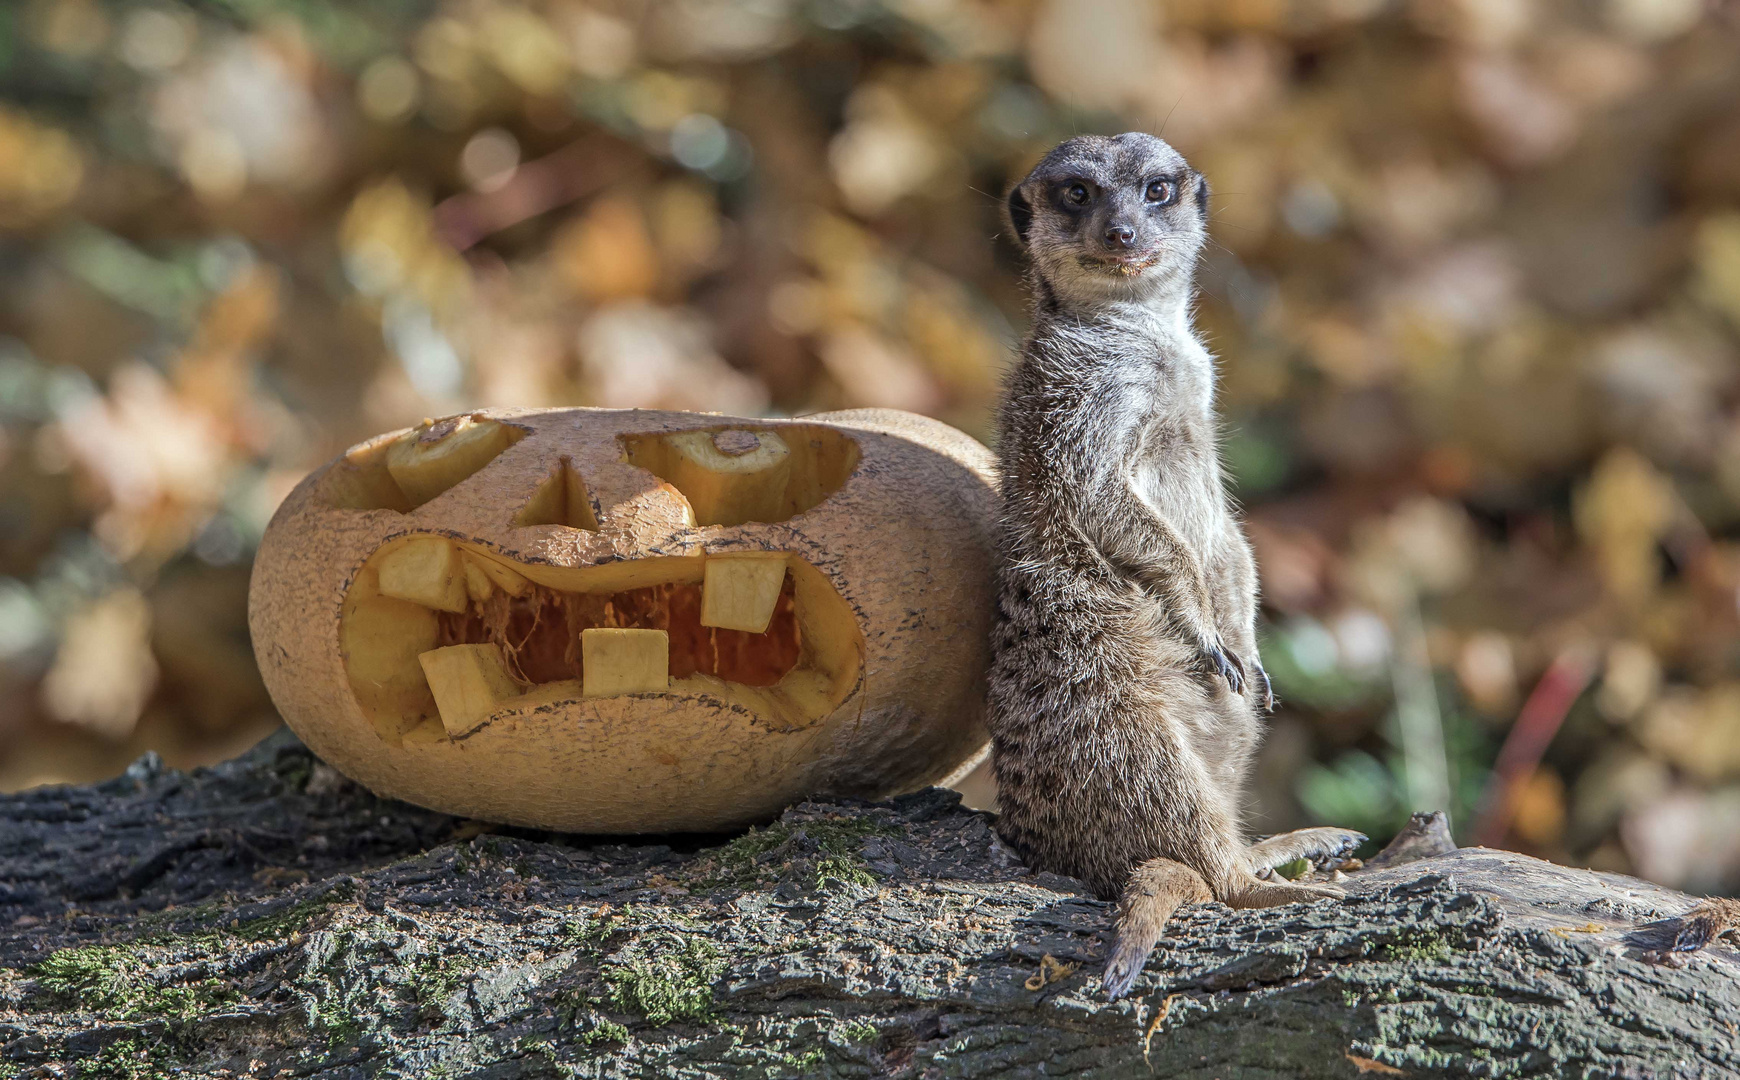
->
2, 733, 1736, 1078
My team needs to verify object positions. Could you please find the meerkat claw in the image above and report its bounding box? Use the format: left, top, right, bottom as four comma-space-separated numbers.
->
1255, 663, 1275, 711
1200, 643, 1244, 694
1322, 830, 1365, 863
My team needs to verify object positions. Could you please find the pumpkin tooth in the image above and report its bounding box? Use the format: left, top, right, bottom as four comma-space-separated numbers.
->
701, 553, 788, 634
376, 537, 469, 613
462, 560, 495, 603
581, 628, 671, 697
418, 643, 523, 736
463, 552, 531, 597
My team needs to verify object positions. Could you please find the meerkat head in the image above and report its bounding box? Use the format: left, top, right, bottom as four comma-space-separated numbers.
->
1005, 132, 1209, 311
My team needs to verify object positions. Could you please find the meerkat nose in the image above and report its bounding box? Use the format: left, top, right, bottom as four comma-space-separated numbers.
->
1104, 225, 1135, 249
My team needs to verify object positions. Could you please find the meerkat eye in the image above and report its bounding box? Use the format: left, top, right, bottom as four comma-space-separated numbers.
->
1064, 183, 1091, 206
1145, 179, 1177, 205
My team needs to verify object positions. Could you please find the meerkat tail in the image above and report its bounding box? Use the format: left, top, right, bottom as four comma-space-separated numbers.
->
1671, 897, 1740, 952
1103, 858, 1213, 1000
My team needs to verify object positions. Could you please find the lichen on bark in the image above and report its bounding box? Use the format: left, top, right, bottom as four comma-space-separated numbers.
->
2, 733, 1736, 1078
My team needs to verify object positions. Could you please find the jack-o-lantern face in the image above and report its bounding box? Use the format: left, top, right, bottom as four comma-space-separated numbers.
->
249, 407, 996, 832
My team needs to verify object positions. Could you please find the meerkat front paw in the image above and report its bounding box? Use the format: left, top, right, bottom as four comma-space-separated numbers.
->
1253, 661, 1275, 711
1312, 828, 1365, 867
1197, 640, 1246, 694
1245, 827, 1367, 878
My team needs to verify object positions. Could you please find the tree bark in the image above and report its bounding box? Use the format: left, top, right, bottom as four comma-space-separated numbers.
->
2, 732, 1736, 1078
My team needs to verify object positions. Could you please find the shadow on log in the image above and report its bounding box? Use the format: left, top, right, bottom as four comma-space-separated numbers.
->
2, 732, 1737, 1077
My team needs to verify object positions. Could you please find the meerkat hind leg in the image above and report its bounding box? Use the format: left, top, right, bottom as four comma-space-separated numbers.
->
1244, 827, 1367, 877
1101, 863, 1340, 999
1221, 876, 1344, 910
1103, 858, 1213, 1000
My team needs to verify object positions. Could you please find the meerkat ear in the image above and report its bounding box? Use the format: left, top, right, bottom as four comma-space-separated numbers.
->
1194, 172, 1210, 211
1006, 185, 1033, 249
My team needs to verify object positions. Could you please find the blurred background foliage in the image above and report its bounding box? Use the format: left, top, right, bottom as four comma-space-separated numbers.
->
3, 0, 1740, 895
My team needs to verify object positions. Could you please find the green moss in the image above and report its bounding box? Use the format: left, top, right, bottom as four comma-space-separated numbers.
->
550, 984, 592, 1017
560, 916, 611, 951
307, 990, 364, 1045
32, 944, 234, 1023
814, 851, 877, 890
521, 1037, 556, 1061
699, 827, 789, 887
773, 1048, 826, 1075
75, 1038, 167, 1080
561, 904, 664, 950
558, 919, 593, 946
229, 889, 347, 941
294, 936, 368, 1046
581, 1018, 631, 1046
840, 1018, 879, 1043
67, 886, 342, 967
693, 816, 896, 891
408, 950, 469, 1016
1274, 858, 1311, 881
1381, 931, 1454, 963
605, 933, 725, 1026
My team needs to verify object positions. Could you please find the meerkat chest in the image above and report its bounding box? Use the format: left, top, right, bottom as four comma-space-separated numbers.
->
1126, 337, 1226, 549
1132, 425, 1223, 554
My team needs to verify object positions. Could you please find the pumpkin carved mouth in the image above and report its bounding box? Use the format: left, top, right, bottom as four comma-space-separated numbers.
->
341, 540, 863, 746
318, 415, 868, 747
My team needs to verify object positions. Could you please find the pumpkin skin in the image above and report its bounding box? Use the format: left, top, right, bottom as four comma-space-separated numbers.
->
248, 407, 996, 832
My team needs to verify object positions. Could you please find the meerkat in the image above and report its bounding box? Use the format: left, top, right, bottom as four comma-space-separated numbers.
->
989, 132, 1366, 999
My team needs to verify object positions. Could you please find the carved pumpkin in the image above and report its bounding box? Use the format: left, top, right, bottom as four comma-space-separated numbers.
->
248, 407, 996, 832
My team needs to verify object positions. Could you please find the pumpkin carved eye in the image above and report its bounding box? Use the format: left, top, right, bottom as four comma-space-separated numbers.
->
325, 414, 528, 512
622, 427, 856, 526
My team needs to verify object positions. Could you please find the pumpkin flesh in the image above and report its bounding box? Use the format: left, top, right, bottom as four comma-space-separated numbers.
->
340, 538, 861, 746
